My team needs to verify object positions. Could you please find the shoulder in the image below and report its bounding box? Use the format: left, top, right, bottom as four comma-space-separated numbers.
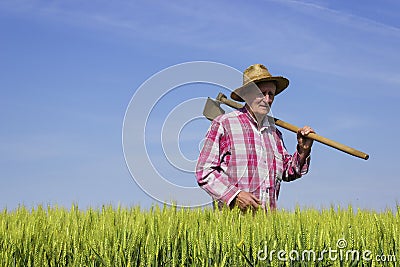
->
205, 110, 243, 139
208, 109, 245, 136
213, 108, 246, 125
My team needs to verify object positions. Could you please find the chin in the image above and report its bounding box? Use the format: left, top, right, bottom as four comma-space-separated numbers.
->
256, 110, 268, 116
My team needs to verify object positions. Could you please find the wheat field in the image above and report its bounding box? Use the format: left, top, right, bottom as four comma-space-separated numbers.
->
0, 204, 398, 266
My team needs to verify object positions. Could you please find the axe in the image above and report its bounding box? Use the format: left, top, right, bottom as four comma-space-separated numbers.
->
203, 93, 369, 160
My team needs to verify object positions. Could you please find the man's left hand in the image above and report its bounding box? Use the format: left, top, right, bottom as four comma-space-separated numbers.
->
297, 126, 315, 153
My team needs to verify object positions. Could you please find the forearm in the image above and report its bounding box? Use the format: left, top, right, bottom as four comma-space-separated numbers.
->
297, 145, 311, 167
282, 149, 311, 182
196, 168, 239, 204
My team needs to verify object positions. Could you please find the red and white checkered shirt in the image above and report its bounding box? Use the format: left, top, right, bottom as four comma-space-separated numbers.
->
196, 107, 310, 210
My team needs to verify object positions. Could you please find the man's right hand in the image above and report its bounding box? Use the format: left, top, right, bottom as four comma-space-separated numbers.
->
232, 191, 261, 211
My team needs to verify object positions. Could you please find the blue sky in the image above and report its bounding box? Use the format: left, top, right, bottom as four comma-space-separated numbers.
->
1, 0, 399, 211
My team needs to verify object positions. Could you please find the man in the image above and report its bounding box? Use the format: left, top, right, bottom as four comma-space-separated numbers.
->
196, 64, 314, 211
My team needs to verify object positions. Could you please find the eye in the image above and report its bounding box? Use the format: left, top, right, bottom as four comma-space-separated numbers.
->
262, 91, 274, 97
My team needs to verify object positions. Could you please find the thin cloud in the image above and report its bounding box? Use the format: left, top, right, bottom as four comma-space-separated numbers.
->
277, 0, 400, 35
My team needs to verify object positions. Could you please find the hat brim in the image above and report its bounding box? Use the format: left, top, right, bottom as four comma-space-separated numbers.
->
231, 76, 289, 102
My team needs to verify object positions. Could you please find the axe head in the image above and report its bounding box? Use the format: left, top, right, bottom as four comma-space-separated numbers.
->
203, 97, 225, 121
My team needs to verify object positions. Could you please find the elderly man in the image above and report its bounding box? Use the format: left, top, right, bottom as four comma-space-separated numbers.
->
196, 64, 314, 211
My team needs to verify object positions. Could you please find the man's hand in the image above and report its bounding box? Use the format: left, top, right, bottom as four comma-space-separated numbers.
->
297, 126, 315, 153
232, 191, 261, 211
296, 126, 315, 166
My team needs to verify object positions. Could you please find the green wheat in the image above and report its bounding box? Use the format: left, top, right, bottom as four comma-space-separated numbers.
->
0, 204, 398, 266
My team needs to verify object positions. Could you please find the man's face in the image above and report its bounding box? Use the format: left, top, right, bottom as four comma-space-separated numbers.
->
247, 81, 276, 118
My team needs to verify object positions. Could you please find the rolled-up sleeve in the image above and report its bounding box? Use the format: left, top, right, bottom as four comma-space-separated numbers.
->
282, 151, 310, 182
195, 120, 239, 205
276, 130, 311, 182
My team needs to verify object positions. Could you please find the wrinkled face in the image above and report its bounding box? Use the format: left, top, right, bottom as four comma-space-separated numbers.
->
246, 81, 276, 119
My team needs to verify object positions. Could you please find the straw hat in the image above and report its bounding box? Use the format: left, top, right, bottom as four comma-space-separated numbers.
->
231, 64, 289, 102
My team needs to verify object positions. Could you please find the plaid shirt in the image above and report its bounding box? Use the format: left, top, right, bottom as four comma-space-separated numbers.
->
196, 107, 310, 210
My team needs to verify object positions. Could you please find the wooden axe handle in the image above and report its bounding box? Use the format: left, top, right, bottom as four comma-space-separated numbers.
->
273, 118, 369, 160
216, 93, 369, 160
